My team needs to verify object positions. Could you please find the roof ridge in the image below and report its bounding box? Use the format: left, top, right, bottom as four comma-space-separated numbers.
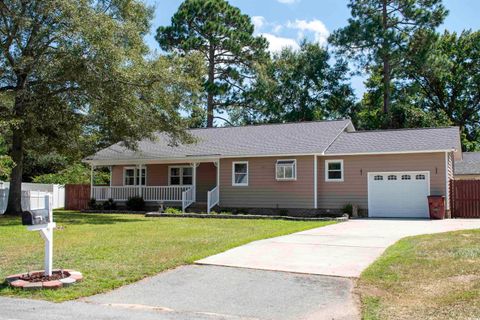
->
345, 126, 459, 134
185, 118, 350, 131
322, 121, 353, 154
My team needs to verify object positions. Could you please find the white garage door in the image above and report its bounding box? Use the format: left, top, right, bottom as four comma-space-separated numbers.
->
368, 171, 430, 218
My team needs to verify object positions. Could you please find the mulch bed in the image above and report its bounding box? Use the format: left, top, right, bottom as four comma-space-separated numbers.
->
20, 270, 68, 283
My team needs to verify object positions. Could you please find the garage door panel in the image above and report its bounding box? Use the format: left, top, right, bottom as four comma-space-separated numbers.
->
368, 172, 430, 218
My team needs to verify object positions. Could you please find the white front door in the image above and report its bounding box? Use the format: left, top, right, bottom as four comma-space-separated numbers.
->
368, 171, 430, 218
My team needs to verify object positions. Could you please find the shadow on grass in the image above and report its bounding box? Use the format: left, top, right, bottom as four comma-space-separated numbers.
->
1, 212, 146, 227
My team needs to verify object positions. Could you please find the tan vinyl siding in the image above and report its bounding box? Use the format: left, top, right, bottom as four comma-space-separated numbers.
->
219, 156, 314, 208
110, 163, 216, 201
317, 152, 447, 211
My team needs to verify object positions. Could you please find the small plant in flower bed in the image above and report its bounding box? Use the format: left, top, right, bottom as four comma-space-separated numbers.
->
164, 207, 183, 214
126, 196, 145, 211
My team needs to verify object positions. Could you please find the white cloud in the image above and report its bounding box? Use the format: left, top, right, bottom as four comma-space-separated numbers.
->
261, 33, 299, 53
251, 16, 266, 31
277, 0, 300, 4
272, 24, 283, 33
287, 19, 330, 45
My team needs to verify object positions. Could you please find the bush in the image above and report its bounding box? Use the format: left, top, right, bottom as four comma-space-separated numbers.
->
342, 203, 353, 215
126, 196, 145, 211
164, 207, 183, 214
102, 198, 117, 210
88, 198, 99, 210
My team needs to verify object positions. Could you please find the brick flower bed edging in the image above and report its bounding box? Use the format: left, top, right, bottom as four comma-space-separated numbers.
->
5, 270, 83, 290
145, 212, 348, 222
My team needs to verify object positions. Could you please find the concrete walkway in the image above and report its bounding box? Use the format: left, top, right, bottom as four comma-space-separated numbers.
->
197, 219, 480, 277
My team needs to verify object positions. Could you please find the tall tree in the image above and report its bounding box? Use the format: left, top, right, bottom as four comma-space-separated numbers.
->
0, 0, 201, 215
231, 42, 356, 124
330, 0, 447, 115
156, 0, 268, 127
405, 30, 480, 150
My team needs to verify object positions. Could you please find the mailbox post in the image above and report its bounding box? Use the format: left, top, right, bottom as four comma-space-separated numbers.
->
23, 194, 56, 276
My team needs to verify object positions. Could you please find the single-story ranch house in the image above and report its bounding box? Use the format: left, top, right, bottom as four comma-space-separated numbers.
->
84, 119, 463, 218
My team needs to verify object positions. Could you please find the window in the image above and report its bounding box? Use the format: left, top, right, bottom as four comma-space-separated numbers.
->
387, 175, 397, 180
416, 174, 426, 180
276, 160, 296, 180
325, 160, 343, 182
169, 166, 193, 185
401, 175, 411, 180
232, 161, 248, 186
124, 167, 146, 186
374, 175, 383, 181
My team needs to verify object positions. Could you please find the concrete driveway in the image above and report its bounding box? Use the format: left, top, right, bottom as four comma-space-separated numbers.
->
197, 219, 480, 277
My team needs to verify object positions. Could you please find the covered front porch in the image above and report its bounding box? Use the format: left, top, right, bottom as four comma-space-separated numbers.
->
90, 161, 220, 212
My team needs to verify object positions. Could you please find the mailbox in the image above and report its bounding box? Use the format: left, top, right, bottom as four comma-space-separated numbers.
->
22, 209, 50, 226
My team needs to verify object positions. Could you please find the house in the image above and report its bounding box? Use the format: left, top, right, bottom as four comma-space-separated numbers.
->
454, 152, 480, 180
84, 119, 462, 218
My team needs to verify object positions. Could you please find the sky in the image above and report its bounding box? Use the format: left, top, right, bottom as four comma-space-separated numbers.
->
143, 0, 480, 97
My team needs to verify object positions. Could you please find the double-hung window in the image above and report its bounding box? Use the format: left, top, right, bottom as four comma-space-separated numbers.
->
232, 161, 248, 186
276, 160, 296, 180
124, 167, 146, 186
325, 160, 344, 182
169, 166, 193, 185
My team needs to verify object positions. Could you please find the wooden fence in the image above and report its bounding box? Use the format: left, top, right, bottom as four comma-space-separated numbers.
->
450, 180, 480, 218
65, 184, 91, 211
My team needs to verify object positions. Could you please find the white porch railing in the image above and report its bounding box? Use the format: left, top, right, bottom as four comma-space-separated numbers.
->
182, 186, 195, 212
92, 186, 192, 202
207, 186, 219, 213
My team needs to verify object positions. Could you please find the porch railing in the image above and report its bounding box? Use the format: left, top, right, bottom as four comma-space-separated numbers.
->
92, 186, 191, 202
207, 186, 219, 213
182, 186, 195, 212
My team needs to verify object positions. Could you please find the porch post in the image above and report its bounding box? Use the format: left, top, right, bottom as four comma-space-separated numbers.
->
108, 166, 112, 199
90, 165, 94, 199
313, 155, 318, 209
138, 164, 142, 197
192, 163, 197, 202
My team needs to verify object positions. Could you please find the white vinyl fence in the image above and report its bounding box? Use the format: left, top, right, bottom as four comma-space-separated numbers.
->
0, 189, 52, 215
0, 182, 64, 210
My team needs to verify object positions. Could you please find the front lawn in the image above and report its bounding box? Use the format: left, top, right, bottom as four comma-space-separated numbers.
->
357, 229, 480, 320
0, 210, 333, 301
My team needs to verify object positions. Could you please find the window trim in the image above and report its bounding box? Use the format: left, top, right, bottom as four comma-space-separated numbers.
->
325, 159, 344, 182
123, 166, 147, 186
275, 159, 297, 181
232, 161, 249, 186
168, 165, 193, 186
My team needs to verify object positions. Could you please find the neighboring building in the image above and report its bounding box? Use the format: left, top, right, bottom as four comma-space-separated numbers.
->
454, 152, 480, 180
84, 120, 462, 218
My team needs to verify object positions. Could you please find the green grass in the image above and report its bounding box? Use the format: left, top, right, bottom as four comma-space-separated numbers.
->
0, 210, 333, 302
356, 229, 480, 320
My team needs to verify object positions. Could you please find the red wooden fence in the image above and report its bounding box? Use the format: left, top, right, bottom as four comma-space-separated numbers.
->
65, 184, 91, 211
450, 180, 480, 218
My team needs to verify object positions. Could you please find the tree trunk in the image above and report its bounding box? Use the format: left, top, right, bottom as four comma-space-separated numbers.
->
5, 126, 24, 215
382, 0, 390, 115
4, 77, 27, 216
206, 44, 215, 128
383, 58, 390, 114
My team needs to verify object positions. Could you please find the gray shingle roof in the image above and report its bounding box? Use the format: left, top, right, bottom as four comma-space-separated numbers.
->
325, 127, 460, 154
455, 152, 480, 175
86, 120, 352, 162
